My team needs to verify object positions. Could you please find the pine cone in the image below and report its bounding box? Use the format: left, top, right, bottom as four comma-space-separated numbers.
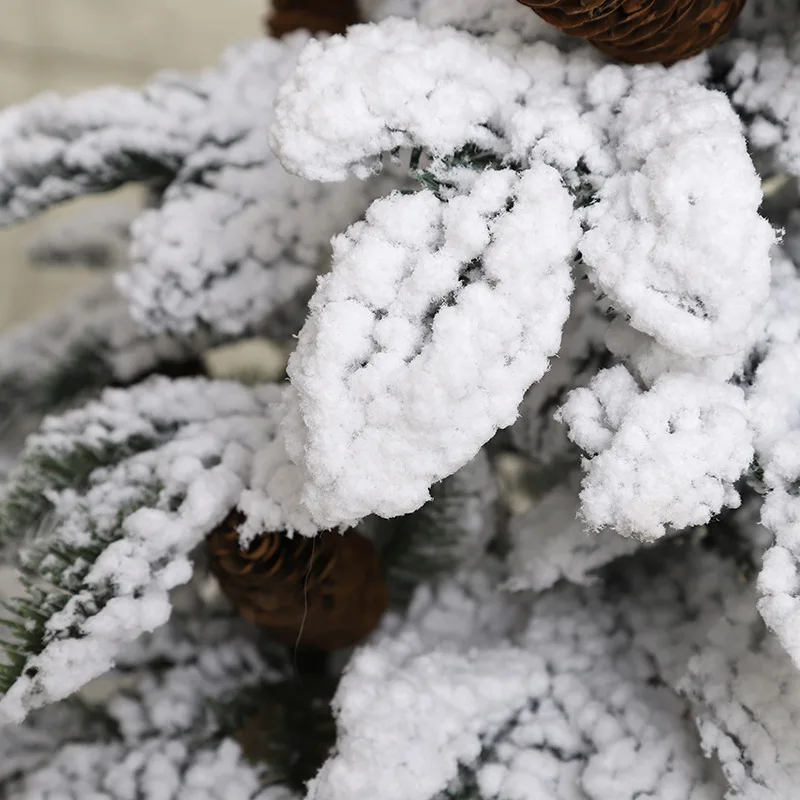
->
207, 512, 388, 650
266, 0, 360, 37
517, 0, 745, 64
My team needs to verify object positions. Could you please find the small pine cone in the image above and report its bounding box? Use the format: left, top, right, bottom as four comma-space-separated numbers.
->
517, 0, 745, 64
207, 512, 388, 650
265, 0, 360, 37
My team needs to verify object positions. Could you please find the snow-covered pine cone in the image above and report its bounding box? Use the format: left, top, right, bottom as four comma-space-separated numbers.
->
266, 0, 359, 36
206, 512, 388, 650
517, 0, 746, 63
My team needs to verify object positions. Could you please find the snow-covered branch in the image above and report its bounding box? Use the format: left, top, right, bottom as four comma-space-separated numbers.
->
5, 739, 283, 800
0, 700, 112, 787
270, 20, 527, 181
725, 32, 800, 180
2, 627, 290, 799
0, 69, 206, 226
119, 39, 387, 338
0, 37, 385, 340
682, 590, 800, 798
267, 19, 774, 544
0, 280, 200, 434
725, 246, 800, 668
580, 71, 774, 359
0, 378, 283, 723
243, 165, 578, 533
558, 366, 753, 540
313, 557, 725, 800
615, 538, 800, 799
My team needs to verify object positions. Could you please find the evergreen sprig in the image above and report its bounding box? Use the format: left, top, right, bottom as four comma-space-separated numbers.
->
407, 146, 597, 210
381, 453, 497, 606
0, 339, 114, 427
0, 486, 160, 694
219, 674, 338, 794
0, 432, 175, 558
0, 282, 208, 462
409, 144, 511, 198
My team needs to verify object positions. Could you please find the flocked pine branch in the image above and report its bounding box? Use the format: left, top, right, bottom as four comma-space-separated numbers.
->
380, 450, 498, 605
0, 280, 201, 434
256, 17, 772, 540
0, 354, 216, 561
240, 164, 579, 535
557, 366, 754, 540
0, 81, 190, 225
0, 377, 283, 722
118, 36, 386, 339
315, 526, 799, 799
723, 31, 800, 182
4, 739, 285, 800
101, 623, 277, 744
740, 246, 800, 668
310, 548, 734, 800
680, 589, 800, 799
2, 601, 352, 798
1, 618, 293, 800
0, 37, 387, 341
0, 699, 114, 788
578, 69, 773, 361
269, 19, 599, 183
612, 535, 800, 798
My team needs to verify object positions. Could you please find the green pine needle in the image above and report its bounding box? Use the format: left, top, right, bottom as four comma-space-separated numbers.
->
0, 431, 177, 558
0, 339, 114, 431
218, 675, 338, 794
0, 486, 160, 695
380, 463, 495, 607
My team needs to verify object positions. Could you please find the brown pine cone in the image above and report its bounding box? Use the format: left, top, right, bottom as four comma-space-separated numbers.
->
207, 512, 388, 650
266, 0, 360, 37
518, 0, 745, 64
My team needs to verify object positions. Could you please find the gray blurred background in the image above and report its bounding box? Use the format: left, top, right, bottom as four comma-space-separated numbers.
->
0, 0, 264, 332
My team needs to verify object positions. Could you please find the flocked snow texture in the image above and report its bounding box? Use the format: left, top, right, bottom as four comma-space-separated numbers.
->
558, 366, 753, 540
259, 166, 578, 531
0, 378, 284, 723
0, 37, 385, 340
265, 16, 773, 536
0, 0, 798, 797
1, 612, 290, 799
310, 547, 748, 800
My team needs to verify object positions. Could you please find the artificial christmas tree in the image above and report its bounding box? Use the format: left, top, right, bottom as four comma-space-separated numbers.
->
0, 0, 800, 797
